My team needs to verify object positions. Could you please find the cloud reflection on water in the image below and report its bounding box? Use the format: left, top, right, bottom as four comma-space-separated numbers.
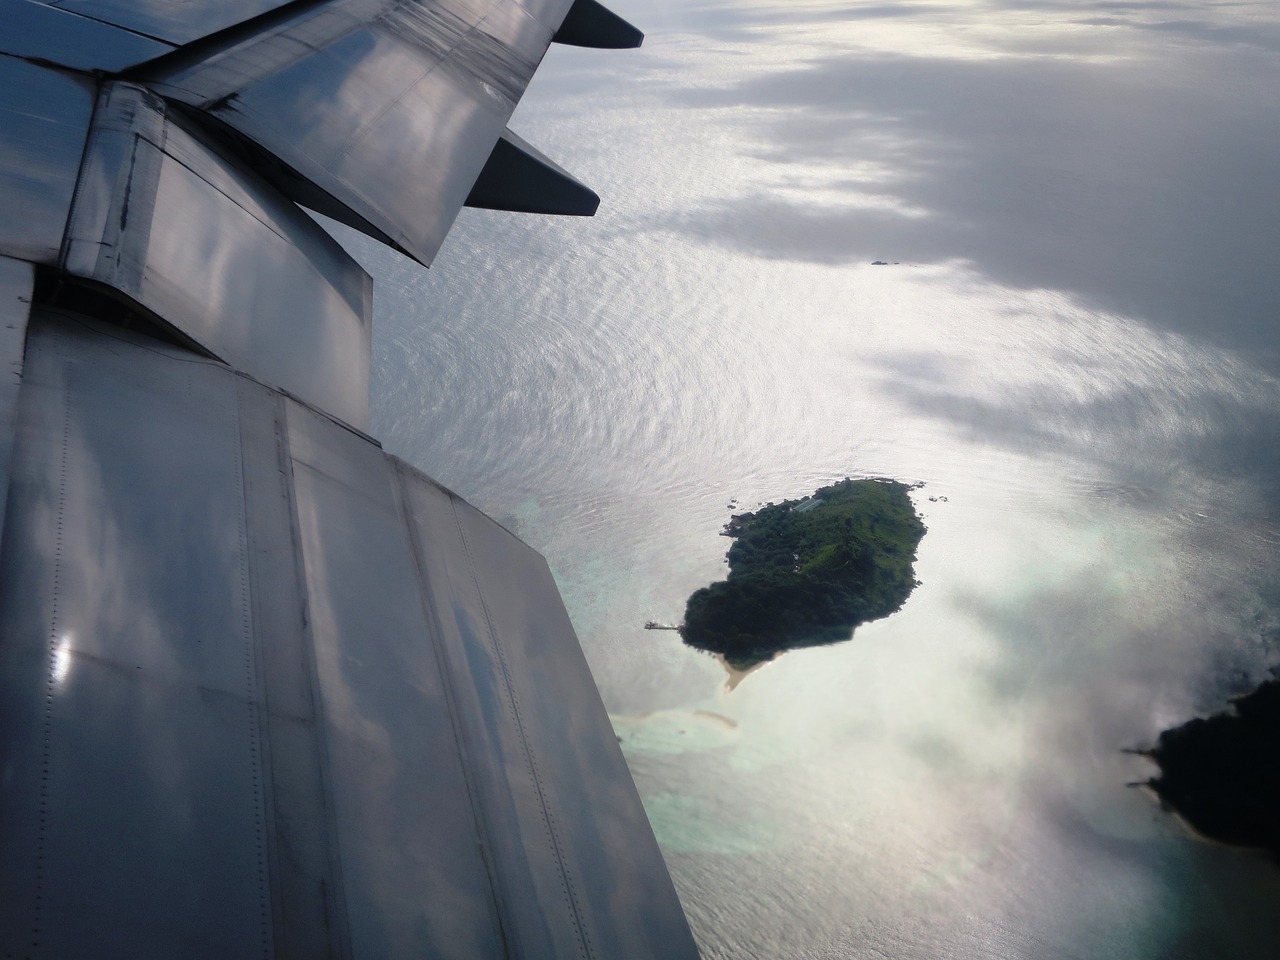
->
627, 0, 1280, 371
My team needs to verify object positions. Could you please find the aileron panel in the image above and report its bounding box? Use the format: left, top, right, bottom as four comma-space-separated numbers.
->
284, 399, 508, 960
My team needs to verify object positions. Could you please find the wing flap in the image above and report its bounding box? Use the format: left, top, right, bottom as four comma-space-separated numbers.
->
144, 0, 576, 266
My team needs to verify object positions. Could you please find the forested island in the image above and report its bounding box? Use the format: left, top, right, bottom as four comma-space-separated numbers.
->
1145, 677, 1280, 859
680, 478, 925, 667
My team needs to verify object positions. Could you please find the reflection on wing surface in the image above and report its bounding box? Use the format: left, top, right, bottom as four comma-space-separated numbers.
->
145, 0, 572, 265
64, 82, 373, 428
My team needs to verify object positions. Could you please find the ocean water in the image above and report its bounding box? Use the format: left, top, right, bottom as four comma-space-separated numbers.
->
342, 2, 1280, 956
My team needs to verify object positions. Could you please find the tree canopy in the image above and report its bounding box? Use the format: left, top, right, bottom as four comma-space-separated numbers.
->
681, 478, 925, 666
1149, 678, 1280, 858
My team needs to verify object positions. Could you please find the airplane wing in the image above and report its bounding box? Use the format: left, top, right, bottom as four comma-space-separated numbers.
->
0, 2, 700, 958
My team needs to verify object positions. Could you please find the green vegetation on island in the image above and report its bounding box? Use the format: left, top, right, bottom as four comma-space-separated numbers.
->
680, 478, 926, 667
1144, 677, 1280, 859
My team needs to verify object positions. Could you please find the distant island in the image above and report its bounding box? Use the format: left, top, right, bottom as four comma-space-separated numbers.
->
1143, 677, 1280, 859
680, 478, 925, 667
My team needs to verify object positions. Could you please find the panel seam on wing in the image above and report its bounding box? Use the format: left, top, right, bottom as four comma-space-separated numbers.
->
449, 494, 596, 960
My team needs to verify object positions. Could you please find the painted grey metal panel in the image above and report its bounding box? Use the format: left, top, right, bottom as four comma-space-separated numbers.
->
513, 0, 575, 33
396, 474, 582, 958
63, 82, 373, 429
0, 310, 274, 960
0, 0, 174, 71
42, 0, 296, 45
0, 257, 33, 550
146, 0, 562, 265
0, 58, 95, 265
235, 375, 355, 960
399, 470, 702, 960
284, 397, 509, 959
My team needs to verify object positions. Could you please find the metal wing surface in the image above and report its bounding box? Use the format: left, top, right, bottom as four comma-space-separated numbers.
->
143, 0, 603, 265
0, 1, 693, 958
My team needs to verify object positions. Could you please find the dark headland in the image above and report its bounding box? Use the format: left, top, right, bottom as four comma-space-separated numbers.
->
680, 478, 926, 668
1144, 677, 1280, 859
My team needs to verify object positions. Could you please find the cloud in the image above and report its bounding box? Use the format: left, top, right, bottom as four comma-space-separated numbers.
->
633, 18, 1280, 370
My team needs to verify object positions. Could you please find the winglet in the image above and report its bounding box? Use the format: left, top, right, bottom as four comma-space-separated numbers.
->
465, 130, 600, 216
553, 0, 644, 49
